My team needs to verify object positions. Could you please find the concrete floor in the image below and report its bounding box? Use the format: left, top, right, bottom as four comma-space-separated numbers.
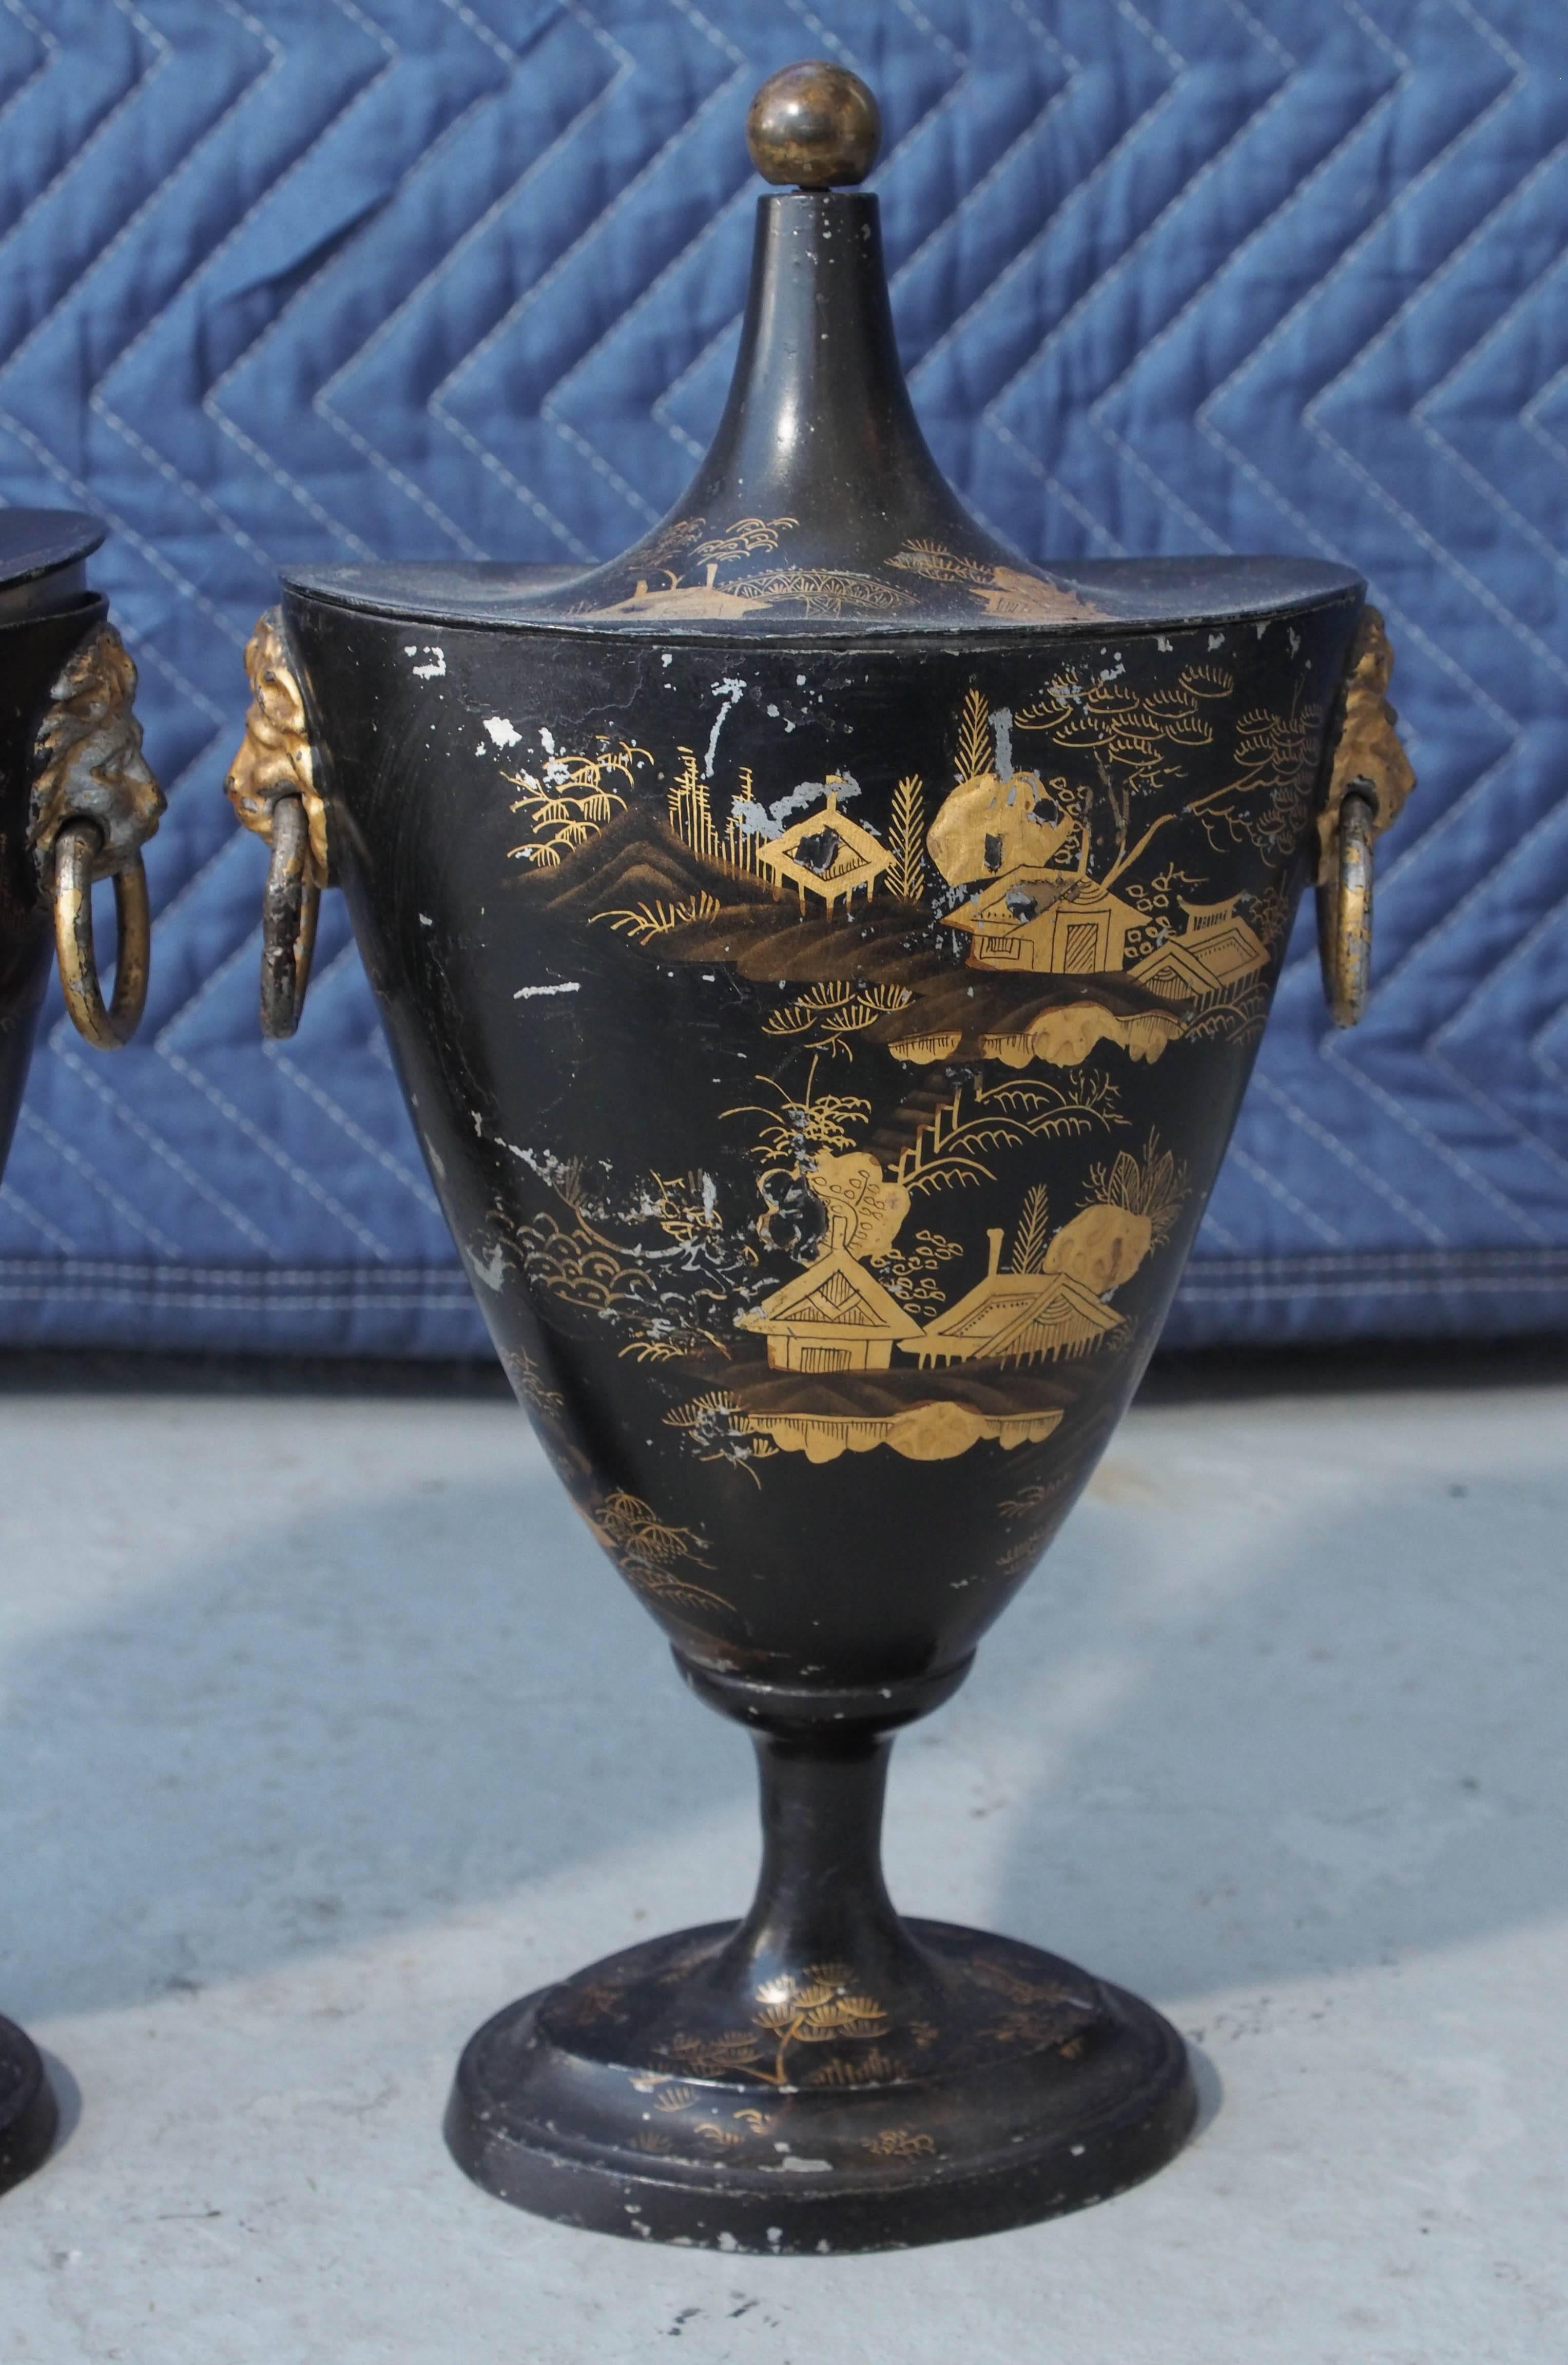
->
0, 1377, 1563, 2362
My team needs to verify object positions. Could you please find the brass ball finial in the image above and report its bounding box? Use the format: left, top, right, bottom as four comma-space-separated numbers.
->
746, 62, 881, 190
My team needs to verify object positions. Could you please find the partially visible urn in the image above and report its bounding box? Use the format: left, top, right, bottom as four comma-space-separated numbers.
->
226, 63, 1413, 2252
0, 507, 163, 2190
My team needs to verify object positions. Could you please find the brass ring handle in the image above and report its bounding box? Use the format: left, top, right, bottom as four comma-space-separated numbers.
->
260, 793, 320, 1040
1313, 606, 1414, 1026
1318, 789, 1375, 1029
52, 818, 151, 1049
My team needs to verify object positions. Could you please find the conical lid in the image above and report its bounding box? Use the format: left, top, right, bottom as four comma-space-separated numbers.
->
285, 65, 1359, 638
547, 64, 1100, 632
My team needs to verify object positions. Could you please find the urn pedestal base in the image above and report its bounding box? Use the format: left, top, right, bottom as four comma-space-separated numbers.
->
0, 2014, 56, 2195
444, 1921, 1193, 2253
446, 1674, 1193, 2252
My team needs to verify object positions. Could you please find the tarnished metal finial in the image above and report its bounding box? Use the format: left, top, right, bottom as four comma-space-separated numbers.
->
746, 61, 881, 189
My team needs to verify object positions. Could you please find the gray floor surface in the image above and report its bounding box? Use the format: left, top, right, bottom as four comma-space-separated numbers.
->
0, 1377, 1563, 2362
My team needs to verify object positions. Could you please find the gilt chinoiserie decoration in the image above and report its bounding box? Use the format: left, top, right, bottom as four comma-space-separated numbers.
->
226, 63, 1414, 2253
0, 507, 164, 2191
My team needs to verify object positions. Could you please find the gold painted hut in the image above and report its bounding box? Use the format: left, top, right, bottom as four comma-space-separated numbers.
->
913, 1230, 1124, 1367
1128, 897, 1268, 1007
943, 875, 1141, 974
740, 1218, 924, 1373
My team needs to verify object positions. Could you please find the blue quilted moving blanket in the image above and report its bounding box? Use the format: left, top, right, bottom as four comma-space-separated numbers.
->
1, 0, 1562, 1355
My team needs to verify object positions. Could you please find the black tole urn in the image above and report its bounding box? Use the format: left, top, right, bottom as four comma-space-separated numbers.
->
226, 64, 1414, 2252
0, 508, 163, 2190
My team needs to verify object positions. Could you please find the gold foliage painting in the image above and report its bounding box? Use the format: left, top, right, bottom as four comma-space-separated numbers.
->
887, 773, 927, 903
665, 1963, 891, 2090
588, 1488, 729, 1615
593, 892, 722, 943
573, 516, 1106, 624
507, 739, 650, 867
762, 980, 915, 1060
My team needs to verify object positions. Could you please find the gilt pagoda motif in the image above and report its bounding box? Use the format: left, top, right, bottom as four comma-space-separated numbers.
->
913, 1229, 1124, 1367
1126, 897, 1269, 1006
944, 871, 1143, 974
755, 784, 892, 914
740, 1216, 922, 1372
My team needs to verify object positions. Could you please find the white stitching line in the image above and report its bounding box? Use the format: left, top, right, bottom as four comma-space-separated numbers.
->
518, 0, 997, 517
1227, 1143, 1345, 1247
518, 76, 759, 527
0, 412, 249, 667
207, 0, 505, 560
1193, 1205, 1245, 1253
48, 1043, 278, 1255
1318, 1036, 1551, 1243
539, 91, 762, 500
14, 1108, 181, 1255
1412, 791, 1568, 1034
0, 1257, 464, 1281
0, 1179, 76, 1256
1076, 4, 1383, 551
1520, 332, 1568, 470
0, 0, 56, 158
0, 1283, 477, 1309
422, 0, 651, 539
1173, 1275, 1568, 1303
1416, 863, 1568, 1195
976, 0, 1189, 417
898, 0, 1080, 387
0, 0, 169, 341
1280, 719, 1515, 1007
644, 0, 1000, 457
304, 20, 613, 559
900, 11, 1083, 403
145, 863, 274, 1041
1249, 1069, 1451, 1245
1282, 33, 1568, 1232
158, 1045, 396, 1262
1203, 3, 1562, 691
72, 0, 391, 551
1180, 1249, 1568, 1277
969, 8, 1192, 546
3, 0, 1561, 1315
1410, 195, 1568, 589
103, 739, 260, 943
263, 935, 443, 1217
266, 1047, 442, 1218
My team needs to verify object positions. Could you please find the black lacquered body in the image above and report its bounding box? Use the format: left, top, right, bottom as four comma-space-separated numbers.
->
0, 515, 105, 1171
0, 510, 105, 2199
285, 560, 1361, 1696
256, 114, 1395, 2245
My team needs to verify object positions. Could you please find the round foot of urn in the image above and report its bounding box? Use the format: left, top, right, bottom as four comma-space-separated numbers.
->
0, 2015, 57, 2195
444, 1921, 1195, 2253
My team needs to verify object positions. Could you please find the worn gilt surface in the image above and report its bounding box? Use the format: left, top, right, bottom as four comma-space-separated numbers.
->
1316, 605, 1415, 880
28, 626, 163, 882
225, 611, 329, 882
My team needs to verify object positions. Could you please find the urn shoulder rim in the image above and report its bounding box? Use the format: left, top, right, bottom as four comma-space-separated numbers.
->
277, 554, 1366, 641
0, 509, 102, 591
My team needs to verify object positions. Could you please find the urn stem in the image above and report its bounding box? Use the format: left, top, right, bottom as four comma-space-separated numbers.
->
712, 1731, 942, 2018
